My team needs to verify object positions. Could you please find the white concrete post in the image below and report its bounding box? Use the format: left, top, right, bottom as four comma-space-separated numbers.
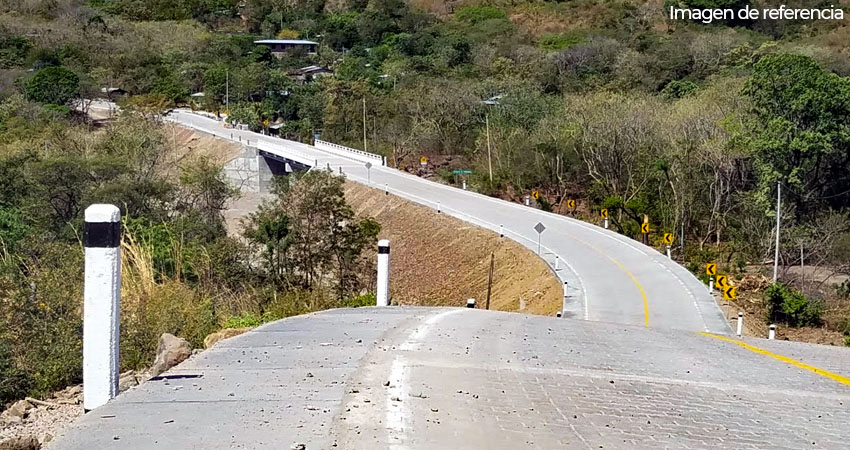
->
466, 298, 475, 308
499, 224, 503, 238
555, 255, 560, 270
437, 201, 441, 213
708, 277, 714, 293
83, 204, 122, 411
666, 245, 671, 259
462, 180, 467, 190
556, 311, 562, 318
603, 218, 609, 229
524, 195, 530, 206
736, 312, 743, 337
384, 183, 389, 195
376, 240, 390, 307
769, 324, 776, 340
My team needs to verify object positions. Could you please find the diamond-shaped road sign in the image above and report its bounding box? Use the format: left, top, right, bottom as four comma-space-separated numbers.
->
365, 162, 372, 169
534, 222, 546, 234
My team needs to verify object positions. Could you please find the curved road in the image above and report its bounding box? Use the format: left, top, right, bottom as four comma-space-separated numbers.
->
51, 308, 850, 449
169, 110, 728, 334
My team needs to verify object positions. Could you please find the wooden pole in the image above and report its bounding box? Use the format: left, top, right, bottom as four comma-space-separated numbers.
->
486, 252, 494, 310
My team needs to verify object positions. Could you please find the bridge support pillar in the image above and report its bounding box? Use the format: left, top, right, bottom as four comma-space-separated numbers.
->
83, 204, 122, 411
377, 240, 390, 306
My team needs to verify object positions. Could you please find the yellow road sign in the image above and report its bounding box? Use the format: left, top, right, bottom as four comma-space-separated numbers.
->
420, 156, 428, 165
532, 190, 539, 200
663, 233, 674, 245
566, 199, 576, 209
722, 286, 737, 300
716, 275, 728, 288
641, 222, 649, 234
706, 263, 717, 276
600, 209, 608, 219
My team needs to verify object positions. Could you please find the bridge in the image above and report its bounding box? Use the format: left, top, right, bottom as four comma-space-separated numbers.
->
47, 111, 850, 448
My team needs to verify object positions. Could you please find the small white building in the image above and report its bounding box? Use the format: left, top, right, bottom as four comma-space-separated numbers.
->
254, 39, 318, 57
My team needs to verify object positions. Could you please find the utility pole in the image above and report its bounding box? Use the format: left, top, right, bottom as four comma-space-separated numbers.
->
362, 97, 367, 151
486, 253, 494, 310
773, 181, 781, 283
485, 113, 493, 185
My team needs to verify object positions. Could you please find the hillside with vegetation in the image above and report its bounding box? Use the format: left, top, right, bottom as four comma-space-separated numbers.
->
1, 0, 850, 409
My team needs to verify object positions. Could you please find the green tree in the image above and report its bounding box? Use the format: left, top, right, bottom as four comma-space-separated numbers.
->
26, 66, 80, 105
743, 54, 850, 215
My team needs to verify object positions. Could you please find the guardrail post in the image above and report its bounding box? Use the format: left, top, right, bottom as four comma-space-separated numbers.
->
377, 240, 390, 307
83, 204, 121, 411
736, 312, 743, 337
769, 324, 776, 340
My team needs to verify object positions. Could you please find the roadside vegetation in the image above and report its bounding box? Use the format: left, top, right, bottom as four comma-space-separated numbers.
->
1, 0, 850, 404
0, 103, 379, 405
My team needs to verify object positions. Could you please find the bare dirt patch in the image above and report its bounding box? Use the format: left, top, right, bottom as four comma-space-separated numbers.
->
344, 182, 562, 315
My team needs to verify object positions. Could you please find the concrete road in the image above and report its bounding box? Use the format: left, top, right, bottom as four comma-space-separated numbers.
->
50, 308, 850, 449
169, 110, 728, 334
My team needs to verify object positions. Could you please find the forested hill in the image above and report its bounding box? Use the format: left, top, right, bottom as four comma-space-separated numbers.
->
2, 0, 850, 357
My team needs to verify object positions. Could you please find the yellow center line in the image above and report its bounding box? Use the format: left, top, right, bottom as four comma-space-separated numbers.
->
700, 332, 850, 387
574, 236, 650, 327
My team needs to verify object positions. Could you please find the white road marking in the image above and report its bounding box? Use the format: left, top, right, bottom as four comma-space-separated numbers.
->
388, 309, 466, 447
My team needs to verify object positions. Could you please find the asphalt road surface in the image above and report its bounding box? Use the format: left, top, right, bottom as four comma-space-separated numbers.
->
166, 110, 729, 334
50, 308, 850, 449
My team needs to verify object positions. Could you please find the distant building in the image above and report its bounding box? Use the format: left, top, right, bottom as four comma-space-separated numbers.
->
293, 65, 333, 83
254, 39, 318, 57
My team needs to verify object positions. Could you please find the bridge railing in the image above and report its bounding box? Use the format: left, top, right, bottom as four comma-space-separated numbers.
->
258, 139, 319, 167
315, 139, 385, 166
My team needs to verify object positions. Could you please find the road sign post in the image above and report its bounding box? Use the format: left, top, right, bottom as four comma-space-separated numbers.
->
534, 222, 546, 255
663, 233, 673, 258
365, 161, 372, 184
737, 312, 743, 337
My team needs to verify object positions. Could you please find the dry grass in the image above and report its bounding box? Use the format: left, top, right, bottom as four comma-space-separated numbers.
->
344, 182, 562, 315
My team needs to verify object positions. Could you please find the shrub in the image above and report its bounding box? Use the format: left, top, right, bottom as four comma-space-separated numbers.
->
25, 66, 80, 105
661, 80, 699, 99
539, 32, 585, 51
765, 283, 822, 327
455, 6, 507, 24
224, 313, 265, 329
340, 292, 377, 308
0, 331, 30, 406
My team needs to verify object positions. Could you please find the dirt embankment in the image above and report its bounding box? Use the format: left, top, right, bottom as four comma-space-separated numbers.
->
344, 182, 562, 315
